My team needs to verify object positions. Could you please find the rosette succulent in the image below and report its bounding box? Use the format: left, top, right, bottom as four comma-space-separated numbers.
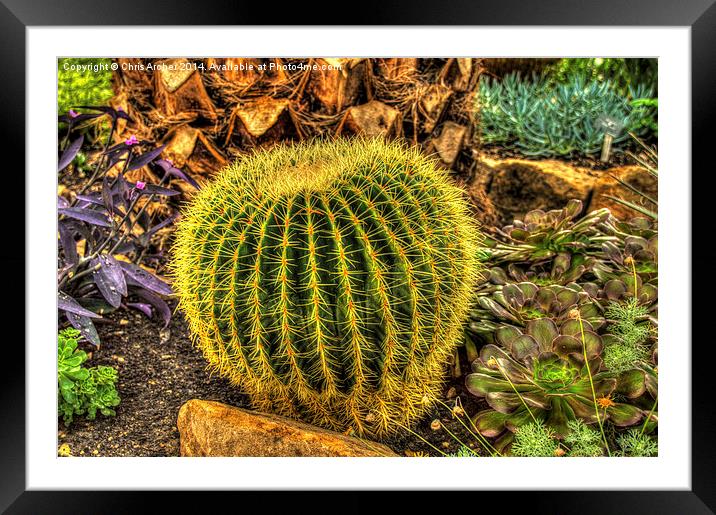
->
465, 318, 645, 448
484, 201, 617, 263
467, 281, 604, 338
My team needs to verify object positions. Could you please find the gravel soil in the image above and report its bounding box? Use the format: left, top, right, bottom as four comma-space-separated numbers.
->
59, 301, 489, 458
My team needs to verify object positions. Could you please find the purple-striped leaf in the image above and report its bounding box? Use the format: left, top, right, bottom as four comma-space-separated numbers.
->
75, 193, 103, 206
128, 302, 153, 319
74, 105, 129, 121
119, 262, 173, 296
145, 213, 179, 239
128, 144, 167, 171
57, 196, 69, 209
134, 287, 172, 328
136, 183, 180, 197
66, 311, 101, 347
58, 135, 84, 172
58, 112, 102, 125
58, 206, 112, 228
58, 221, 79, 265
58, 291, 100, 318
92, 261, 123, 308
94, 255, 127, 296
101, 176, 114, 213
74, 195, 125, 219
155, 159, 200, 189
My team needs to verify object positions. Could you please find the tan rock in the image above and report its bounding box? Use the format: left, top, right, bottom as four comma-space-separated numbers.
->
177, 400, 398, 457
481, 156, 597, 222
590, 165, 657, 220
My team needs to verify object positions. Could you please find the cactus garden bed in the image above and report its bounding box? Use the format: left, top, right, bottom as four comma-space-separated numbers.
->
57, 57, 658, 458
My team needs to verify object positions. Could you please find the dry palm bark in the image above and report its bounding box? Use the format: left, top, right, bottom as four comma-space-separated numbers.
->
111, 57, 498, 224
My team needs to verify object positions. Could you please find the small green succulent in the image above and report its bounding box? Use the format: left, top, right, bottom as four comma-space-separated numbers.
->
57, 58, 114, 117
58, 328, 120, 426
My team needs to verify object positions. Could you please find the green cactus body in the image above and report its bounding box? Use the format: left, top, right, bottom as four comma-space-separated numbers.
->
172, 138, 482, 437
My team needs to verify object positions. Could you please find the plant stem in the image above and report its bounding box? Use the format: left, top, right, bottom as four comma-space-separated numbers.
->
433, 398, 501, 457
640, 397, 658, 436
577, 313, 612, 457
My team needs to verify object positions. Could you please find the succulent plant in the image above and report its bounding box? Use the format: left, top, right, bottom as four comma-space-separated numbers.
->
465, 318, 645, 445
477, 71, 656, 157
503, 252, 597, 286
172, 138, 483, 437
467, 281, 604, 339
484, 201, 618, 263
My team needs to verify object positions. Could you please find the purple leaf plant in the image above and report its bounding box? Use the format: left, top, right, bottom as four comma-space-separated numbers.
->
57, 105, 196, 346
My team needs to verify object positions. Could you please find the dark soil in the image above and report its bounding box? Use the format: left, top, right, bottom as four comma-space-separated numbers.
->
59, 300, 489, 458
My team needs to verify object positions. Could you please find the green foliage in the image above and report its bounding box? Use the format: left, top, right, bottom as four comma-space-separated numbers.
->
448, 446, 477, 457
607, 299, 650, 335
617, 429, 658, 457
57, 58, 114, 116
511, 422, 558, 457
630, 98, 658, 135
172, 138, 483, 438
58, 328, 120, 426
464, 201, 658, 455
543, 58, 657, 98
477, 71, 656, 157
602, 343, 649, 375
565, 420, 604, 457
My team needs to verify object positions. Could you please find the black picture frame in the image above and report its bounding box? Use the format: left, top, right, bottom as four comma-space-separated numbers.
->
2, 1, 713, 512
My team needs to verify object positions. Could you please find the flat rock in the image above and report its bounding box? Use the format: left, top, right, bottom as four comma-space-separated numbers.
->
478, 156, 598, 223
177, 399, 398, 457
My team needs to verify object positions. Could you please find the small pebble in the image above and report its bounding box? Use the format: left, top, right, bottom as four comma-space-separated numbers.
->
445, 387, 457, 399
119, 319, 129, 326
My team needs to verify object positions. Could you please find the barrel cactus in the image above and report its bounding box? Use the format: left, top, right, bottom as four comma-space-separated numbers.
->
171, 138, 482, 437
